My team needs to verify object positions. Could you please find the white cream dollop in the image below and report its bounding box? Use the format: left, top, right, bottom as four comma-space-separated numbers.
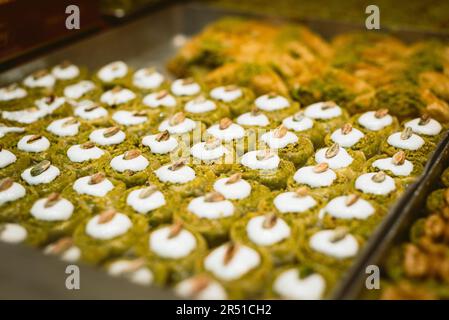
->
185, 98, 216, 113
293, 165, 337, 188
304, 102, 342, 120
143, 91, 177, 108
67, 144, 105, 163
21, 165, 60, 185
0, 125, 25, 138
405, 118, 442, 136
282, 115, 314, 132
133, 68, 164, 90
236, 112, 270, 127
255, 94, 290, 111
73, 175, 114, 197
210, 86, 242, 102
30, 197, 74, 221
112, 110, 147, 126
73, 100, 108, 120
357, 111, 393, 131
213, 177, 251, 200
149, 226, 197, 259
188, 196, 234, 219
0, 223, 27, 244
191, 141, 229, 161
0, 182, 26, 205
310, 230, 359, 259
324, 195, 375, 219
47, 117, 80, 137
23, 72, 55, 88
330, 127, 364, 147
171, 79, 201, 96
126, 188, 166, 214
142, 134, 178, 154
17, 135, 50, 153
0, 149, 17, 168
86, 212, 132, 240
207, 123, 245, 142
273, 268, 326, 300
204, 244, 261, 281
387, 132, 425, 150
274, 192, 317, 213
158, 118, 196, 134
64, 81, 96, 99
355, 172, 396, 195
315, 146, 353, 169
100, 88, 136, 106
261, 130, 298, 149
89, 128, 126, 146
110, 154, 149, 172
0, 85, 27, 101
240, 150, 280, 170
154, 164, 196, 184
97, 61, 128, 82
52, 63, 80, 80
246, 215, 290, 246
372, 157, 413, 176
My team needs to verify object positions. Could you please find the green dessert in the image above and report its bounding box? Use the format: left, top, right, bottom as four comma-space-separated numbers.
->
287, 162, 353, 201
303, 101, 350, 133
319, 194, 387, 239
74, 208, 147, 264
62, 172, 127, 212
140, 130, 181, 165
230, 211, 298, 265
175, 191, 238, 246
253, 93, 299, 123
268, 187, 323, 225
25, 192, 88, 244
198, 241, 272, 298
0, 177, 36, 223
212, 173, 270, 215
297, 226, 363, 269
239, 148, 296, 190
281, 111, 327, 148
20, 160, 76, 196
136, 222, 208, 283
105, 149, 159, 187
352, 171, 404, 209
209, 85, 255, 117
380, 127, 436, 165
366, 151, 423, 186
118, 184, 176, 227
149, 159, 216, 198
183, 95, 231, 126
260, 124, 314, 167
190, 136, 237, 175
51, 141, 111, 178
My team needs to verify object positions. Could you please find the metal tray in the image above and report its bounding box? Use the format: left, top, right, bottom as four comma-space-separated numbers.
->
1, 1, 448, 299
